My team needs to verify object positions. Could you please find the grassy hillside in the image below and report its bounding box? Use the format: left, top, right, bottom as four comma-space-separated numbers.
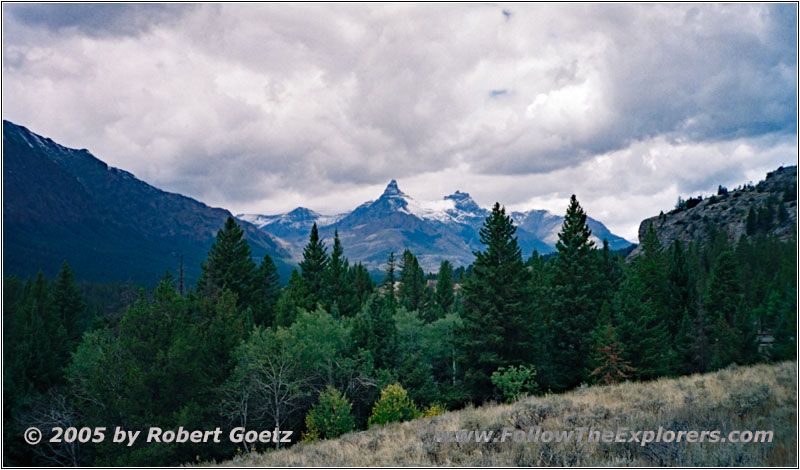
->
208, 361, 796, 467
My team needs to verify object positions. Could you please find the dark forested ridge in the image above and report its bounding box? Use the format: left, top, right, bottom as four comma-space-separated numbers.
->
2, 120, 292, 286
3, 161, 795, 466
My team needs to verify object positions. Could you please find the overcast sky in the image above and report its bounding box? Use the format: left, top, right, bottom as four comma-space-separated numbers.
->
3, 3, 797, 241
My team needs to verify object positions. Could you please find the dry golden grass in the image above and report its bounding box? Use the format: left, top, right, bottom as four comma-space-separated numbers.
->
203, 361, 797, 467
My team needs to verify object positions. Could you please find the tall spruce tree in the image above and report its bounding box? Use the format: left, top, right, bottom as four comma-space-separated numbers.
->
769, 286, 797, 361
398, 249, 426, 313
274, 269, 312, 327
255, 254, 282, 327
18, 272, 70, 392
597, 240, 622, 307
435, 260, 455, 315
52, 261, 85, 346
746, 206, 758, 235
547, 195, 601, 390
351, 295, 398, 370
349, 263, 375, 312
382, 252, 397, 309
613, 271, 674, 379
687, 300, 714, 373
666, 240, 695, 336
299, 223, 329, 309
324, 231, 359, 317
614, 224, 676, 378
198, 216, 259, 309
459, 203, 533, 402
706, 251, 757, 367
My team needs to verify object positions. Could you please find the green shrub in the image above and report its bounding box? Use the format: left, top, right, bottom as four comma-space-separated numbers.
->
422, 402, 447, 417
368, 383, 420, 427
491, 364, 539, 403
303, 386, 355, 441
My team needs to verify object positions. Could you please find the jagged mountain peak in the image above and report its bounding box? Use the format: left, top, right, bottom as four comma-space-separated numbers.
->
444, 190, 482, 213
380, 179, 406, 198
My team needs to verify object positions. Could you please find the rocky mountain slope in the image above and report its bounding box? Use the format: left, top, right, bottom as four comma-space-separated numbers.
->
3, 120, 292, 285
241, 180, 632, 273
628, 166, 797, 259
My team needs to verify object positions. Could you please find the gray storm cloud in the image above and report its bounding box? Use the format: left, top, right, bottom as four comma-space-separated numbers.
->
2, 3, 796, 240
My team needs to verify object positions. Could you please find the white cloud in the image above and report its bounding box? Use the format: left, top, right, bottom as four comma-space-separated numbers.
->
2, 3, 796, 243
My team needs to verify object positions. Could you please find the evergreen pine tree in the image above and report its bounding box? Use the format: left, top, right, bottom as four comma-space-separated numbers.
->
706, 251, 749, 368
666, 240, 695, 337
382, 252, 397, 309
435, 260, 455, 314
674, 308, 694, 374
777, 201, 789, 224
547, 195, 601, 390
690, 301, 714, 373
349, 263, 375, 312
274, 269, 312, 327
770, 286, 797, 361
299, 223, 329, 309
746, 206, 758, 235
615, 224, 676, 378
351, 295, 398, 370
706, 251, 741, 327
398, 352, 439, 406
597, 239, 622, 306
459, 203, 533, 402
324, 230, 360, 317
18, 272, 69, 392
398, 249, 426, 313
52, 261, 85, 346
732, 300, 759, 365
757, 202, 775, 232
613, 272, 674, 379
198, 216, 259, 309
255, 254, 281, 326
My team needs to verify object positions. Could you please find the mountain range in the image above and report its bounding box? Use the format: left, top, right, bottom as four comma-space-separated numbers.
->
240, 179, 632, 273
3, 120, 632, 285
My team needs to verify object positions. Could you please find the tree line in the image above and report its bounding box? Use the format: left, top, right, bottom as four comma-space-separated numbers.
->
4, 196, 796, 466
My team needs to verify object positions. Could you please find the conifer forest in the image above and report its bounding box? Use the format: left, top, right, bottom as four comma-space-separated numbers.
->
4, 192, 796, 466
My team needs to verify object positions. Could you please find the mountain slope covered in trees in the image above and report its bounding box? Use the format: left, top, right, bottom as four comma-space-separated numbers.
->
2, 120, 292, 285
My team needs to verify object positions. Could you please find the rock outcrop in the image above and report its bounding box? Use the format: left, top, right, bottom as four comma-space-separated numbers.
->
628, 166, 797, 259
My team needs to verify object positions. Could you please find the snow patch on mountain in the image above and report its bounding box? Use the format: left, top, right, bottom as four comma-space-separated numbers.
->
238, 213, 280, 229
400, 197, 456, 222
238, 208, 345, 230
